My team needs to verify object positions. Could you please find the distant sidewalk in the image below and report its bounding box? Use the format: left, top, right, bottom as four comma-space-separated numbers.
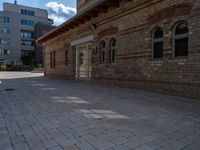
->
0, 71, 44, 79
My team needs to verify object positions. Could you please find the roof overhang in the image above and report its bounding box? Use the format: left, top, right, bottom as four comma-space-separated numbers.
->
37, 0, 120, 43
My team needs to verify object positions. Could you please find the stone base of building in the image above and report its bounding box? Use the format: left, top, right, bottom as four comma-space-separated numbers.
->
91, 78, 200, 99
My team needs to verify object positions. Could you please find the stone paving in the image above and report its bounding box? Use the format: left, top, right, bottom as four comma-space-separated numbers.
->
0, 72, 200, 150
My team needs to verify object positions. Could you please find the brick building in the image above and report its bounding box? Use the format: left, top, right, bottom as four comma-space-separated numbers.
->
38, 0, 200, 98
34, 23, 55, 65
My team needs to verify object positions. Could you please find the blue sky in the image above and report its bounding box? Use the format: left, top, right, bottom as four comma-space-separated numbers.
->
0, 0, 77, 25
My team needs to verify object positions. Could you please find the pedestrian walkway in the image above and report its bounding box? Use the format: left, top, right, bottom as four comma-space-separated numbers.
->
0, 72, 200, 150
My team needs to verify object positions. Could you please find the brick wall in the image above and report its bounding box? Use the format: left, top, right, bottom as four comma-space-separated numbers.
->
43, 0, 200, 98
34, 24, 55, 65
77, 0, 101, 14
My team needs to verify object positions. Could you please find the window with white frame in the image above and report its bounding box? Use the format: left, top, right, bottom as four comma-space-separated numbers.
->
0, 49, 12, 55
20, 30, 33, 39
0, 49, 4, 55
0, 17, 10, 23
21, 9, 35, 16
0, 28, 9, 34
152, 27, 163, 58
0, 38, 10, 45
173, 21, 188, 57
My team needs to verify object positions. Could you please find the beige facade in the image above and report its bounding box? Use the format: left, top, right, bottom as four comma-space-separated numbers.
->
0, 2, 52, 65
38, 0, 200, 98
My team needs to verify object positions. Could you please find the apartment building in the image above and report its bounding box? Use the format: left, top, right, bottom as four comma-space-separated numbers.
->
0, 2, 53, 65
38, 0, 200, 98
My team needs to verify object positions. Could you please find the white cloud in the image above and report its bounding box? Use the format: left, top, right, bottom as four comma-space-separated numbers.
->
46, 1, 76, 26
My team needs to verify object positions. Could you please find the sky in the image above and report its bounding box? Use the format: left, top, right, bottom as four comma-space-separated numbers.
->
0, 0, 77, 26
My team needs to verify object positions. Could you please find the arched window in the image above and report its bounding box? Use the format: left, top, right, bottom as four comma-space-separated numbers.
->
109, 38, 117, 63
99, 41, 106, 64
173, 21, 188, 57
152, 27, 163, 58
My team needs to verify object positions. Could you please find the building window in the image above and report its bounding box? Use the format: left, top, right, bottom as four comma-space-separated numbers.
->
0, 49, 12, 55
21, 19, 34, 26
50, 51, 56, 69
21, 40, 34, 46
20, 30, 33, 39
5, 49, 11, 55
0, 49, 3, 55
152, 27, 163, 58
53, 51, 56, 68
0, 28, 9, 34
0, 17, 10, 23
109, 38, 117, 63
65, 50, 68, 66
173, 21, 188, 57
21, 50, 34, 57
50, 51, 53, 68
99, 41, 106, 64
0, 38, 10, 45
21, 9, 35, 16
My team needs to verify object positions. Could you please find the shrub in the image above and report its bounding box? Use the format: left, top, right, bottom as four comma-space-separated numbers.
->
11, 65, 22, 71
0, 64, 6, 71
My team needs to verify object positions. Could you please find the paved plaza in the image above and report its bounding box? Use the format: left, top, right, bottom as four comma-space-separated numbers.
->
0, 72, 200, 150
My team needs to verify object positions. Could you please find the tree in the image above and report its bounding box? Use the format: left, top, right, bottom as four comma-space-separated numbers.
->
20, 55, 33, 65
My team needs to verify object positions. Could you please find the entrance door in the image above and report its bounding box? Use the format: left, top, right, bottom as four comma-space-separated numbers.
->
75, 43, 91, 80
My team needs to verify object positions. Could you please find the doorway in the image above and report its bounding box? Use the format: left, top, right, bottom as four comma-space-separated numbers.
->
75, 43, 91, 80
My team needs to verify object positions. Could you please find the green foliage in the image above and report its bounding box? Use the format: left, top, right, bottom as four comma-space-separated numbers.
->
32, 64, 39, 68
32, 64, 43, 69
0, 64, 6, 71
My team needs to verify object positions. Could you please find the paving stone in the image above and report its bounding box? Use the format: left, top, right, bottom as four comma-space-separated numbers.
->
45, 130, 64, 139
48, 145, 63, 150
0, 129, 8, 134
76, 142, 96, 150
63, 145, 80, 150
57, 138, 79, 147
10, 136, 26, 145
185, 142, 200, 150
42, 139, 58, 148
0, 72, 200, 150
0, 137, 10, 145
0, 143, 13, 150
134, 145, 155, 150
13, 143, 29, 150
28, 140, 44, 149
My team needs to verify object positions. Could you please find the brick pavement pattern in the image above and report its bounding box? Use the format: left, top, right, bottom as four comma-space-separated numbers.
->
0, 72, 200, 150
